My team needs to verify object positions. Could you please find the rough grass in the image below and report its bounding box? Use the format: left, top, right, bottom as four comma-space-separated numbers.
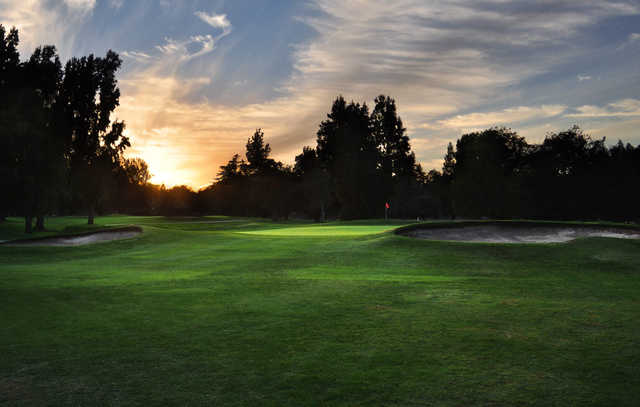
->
1, 216, 639, 406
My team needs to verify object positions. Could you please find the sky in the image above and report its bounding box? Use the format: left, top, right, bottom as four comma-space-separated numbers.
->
2, 0, 640, 188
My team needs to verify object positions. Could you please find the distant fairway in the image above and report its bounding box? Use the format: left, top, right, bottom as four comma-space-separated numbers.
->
239, 224, 400, 236
2, 216, 640, 406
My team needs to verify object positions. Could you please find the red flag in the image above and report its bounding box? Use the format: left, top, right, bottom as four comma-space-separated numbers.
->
385, 202, 390, 209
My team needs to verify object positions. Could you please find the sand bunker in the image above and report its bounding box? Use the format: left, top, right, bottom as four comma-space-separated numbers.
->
400, 223, 640, 243
4, 226, 142, 247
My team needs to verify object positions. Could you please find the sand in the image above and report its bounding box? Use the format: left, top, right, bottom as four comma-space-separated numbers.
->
401, 224, 640, 243
3, 226, 142, 247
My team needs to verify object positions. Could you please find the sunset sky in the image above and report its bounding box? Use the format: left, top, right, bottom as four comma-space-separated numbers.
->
2, 0, 640, 188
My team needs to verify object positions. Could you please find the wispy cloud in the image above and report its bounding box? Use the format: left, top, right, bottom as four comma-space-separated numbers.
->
616, 32, 640, 50
0, 0, 95, 58
566, 99, 640, 118
155, 35, 215, 61
122, 50, 153, 63
63, 0, 95, 12
194, 11, 231, 34
578, 74, 592, 81
122, 11, 232, 69
110, 0, 124, 10
437, 105, 567, 129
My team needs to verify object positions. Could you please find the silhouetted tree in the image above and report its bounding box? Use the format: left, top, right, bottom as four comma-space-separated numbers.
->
158, 185, 197, 215
60, 50, 129, 224
370, 95, 420, 216
439, 142, 456, 217
245, 128, 278, 175
527, 126, 606, 219
0, 27, 67, 232
294, 146, 330, 220
113, 157, 153, 214
123, 157, 151, 186
316, 96, 379, 219
0, 25, 21, 222
25, 45, 66, 231
0, 25, 19, 89
216, 154, 245, 183
452, 127, 528, 218
371, 95, 415, 177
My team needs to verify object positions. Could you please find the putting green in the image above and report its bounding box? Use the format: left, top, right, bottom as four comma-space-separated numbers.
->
238, 224, 399, 236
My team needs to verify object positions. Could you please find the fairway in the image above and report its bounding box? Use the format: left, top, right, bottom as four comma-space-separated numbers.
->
1, 216, 640, 406
239, 224, 401, 236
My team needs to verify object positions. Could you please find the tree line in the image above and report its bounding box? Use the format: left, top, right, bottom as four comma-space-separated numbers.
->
431, 126, 640, 221
0, 25, 143, 231
2, 25, 639, 232
199, 101, 640, 223
199, 95, 431, 220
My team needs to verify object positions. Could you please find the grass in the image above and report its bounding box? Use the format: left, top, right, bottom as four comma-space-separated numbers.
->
1, 216, 640, 406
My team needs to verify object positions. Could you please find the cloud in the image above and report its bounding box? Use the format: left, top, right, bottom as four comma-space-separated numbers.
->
122, 50, 153, 62
122, 11, 233, 69
155, 35, 215, 61
577, 74, 592, 81
31, 0, 632, 187
437, 105, 567, 129
566, 99, 640, 118
194, 11, 231, 34
63, 0, 95, 12
617, 32, 640, 50
284, 0, 639, 130
0, 0, 94, 59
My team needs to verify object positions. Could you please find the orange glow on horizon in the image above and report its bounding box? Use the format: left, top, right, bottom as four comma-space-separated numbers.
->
128, 144, 199, 189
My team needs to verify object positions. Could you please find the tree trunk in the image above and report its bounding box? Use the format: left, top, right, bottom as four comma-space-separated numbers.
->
88, 205, 95, 225
25, 215, 33, 233
35, 215, 45, 231
320, 201, 326, 222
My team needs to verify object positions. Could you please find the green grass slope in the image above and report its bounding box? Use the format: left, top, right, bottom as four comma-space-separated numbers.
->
1, 216, 639, 406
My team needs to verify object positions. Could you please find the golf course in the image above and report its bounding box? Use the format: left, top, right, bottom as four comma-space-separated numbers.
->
1, 216, 640, 406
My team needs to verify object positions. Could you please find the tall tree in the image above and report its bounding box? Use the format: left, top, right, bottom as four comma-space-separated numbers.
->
528, 126, 604, 219
294, 146, 329, 221
0, 24, 19, 90
0, 27, 66, 232
25, 45, 65, 231
245, 128, 277, 175
370, 95, 419, 217
452, 127, 527, 218
442, 142, 455, 181
216, 153, 246, 183
439, 142, 456, 217
122, 157, 151, 186
243, 129, 289, 218
0, 25, 21, 222
60, 50, 129, 224
316, 96, 379, 218
371, 95, 415, 179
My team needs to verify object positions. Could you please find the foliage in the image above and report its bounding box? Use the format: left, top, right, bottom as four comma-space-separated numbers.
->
0, 24, 131, 230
